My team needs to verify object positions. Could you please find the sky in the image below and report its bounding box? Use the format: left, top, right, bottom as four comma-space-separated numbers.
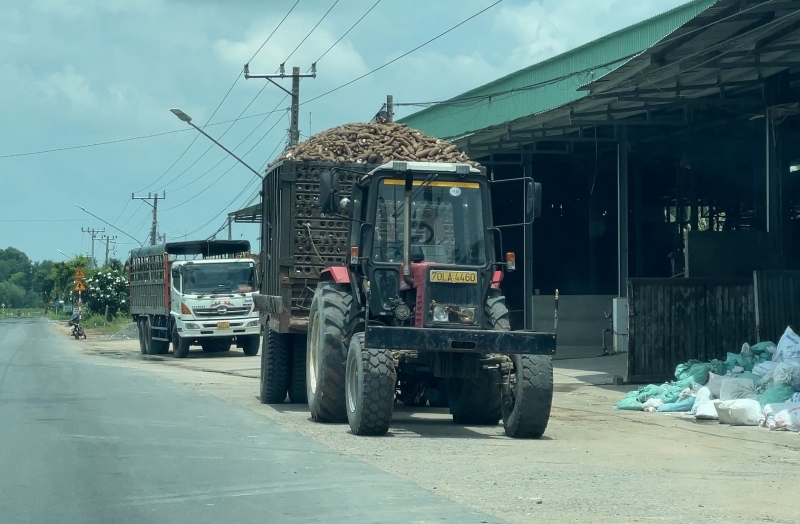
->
0, 0, 692, 263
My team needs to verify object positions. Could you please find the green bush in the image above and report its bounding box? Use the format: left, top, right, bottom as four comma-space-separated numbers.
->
85, 270, 129, 317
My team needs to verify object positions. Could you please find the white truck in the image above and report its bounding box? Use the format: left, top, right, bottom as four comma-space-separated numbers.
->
128, 240, 261, 357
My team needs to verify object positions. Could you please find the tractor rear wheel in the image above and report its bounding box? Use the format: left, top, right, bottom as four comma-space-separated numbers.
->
259, 330, 290, 404
447, 370, 502, 425
501, 355, 553, 439
306, 282, 354, 423
288, 334, 308, 404
345, 333, 396, 436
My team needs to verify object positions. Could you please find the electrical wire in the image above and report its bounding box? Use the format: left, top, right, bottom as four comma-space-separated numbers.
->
249, 0, 301, 65
284, 0, 339, 64
301, 0, 502, 106
0, 129, 189, 159
313, 0, 380, 66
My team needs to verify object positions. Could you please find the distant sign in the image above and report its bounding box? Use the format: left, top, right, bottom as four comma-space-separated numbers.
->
63, 304, 73, 314
73, 268, 86, 280
73, 281, 87, 292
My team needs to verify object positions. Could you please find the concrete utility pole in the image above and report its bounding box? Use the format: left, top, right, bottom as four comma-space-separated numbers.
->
386, 95, 394, 123
81, 227, 104, 268
244, 63, 316, 147
227, 217, 233, 240
131, 192, 165, 246
100, 235, 117, 267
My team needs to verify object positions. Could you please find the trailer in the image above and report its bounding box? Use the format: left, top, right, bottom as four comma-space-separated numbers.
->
254, 159, 556, 438
128, 240, 261, 358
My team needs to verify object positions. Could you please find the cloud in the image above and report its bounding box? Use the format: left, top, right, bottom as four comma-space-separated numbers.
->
39, 65, 96, 107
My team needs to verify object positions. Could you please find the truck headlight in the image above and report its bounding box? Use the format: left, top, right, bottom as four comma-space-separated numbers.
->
185, 323, 199, 329
246, 320, 260, 327
459, 307, 476, 324
432, 305, 449, 323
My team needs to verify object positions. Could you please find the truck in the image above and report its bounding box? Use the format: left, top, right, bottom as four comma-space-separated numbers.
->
254, 158, 556, 438
128, 240, 261, 358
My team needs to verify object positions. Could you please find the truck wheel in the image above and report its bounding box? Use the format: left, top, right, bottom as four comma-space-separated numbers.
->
307, 282, 354, 423
345, 333, 396, 436
259, 330, 290, 404
446, 370, 502, 425
501, 355, 553, 439
137, 319, 147, 355
172, 326, 190, 358
288, 334, 308, 404
240, 335, 260, 356
143, 318, 162, 356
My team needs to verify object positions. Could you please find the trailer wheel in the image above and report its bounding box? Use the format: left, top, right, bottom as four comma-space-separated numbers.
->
172, 325, 190, 359
137, 319, 147, 355
501, 355, 553, 439
345, 333, 396, 436
259, 330, 290, 404
447, 370, 502, 425
288, 334, 308, 404
307, 282, 354, 423
240, 335, 260, 356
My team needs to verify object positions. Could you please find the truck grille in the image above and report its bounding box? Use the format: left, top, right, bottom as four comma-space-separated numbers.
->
192, 306, 251, 318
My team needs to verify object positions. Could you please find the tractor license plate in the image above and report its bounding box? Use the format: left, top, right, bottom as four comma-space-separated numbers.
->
217, 322, 230, 329
429, 270, 478, 284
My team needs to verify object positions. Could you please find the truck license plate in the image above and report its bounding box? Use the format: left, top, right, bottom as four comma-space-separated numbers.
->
429, 270, 478, 284
217, 322, 230, 329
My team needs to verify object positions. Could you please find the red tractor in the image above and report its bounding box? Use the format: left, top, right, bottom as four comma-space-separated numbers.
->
256, 159, 555, 438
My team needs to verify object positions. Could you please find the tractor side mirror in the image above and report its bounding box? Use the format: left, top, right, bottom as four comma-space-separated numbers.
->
526, 181, 543, 221
319, 169, 340, 214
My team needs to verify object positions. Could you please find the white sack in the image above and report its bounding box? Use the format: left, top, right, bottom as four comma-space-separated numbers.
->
774, 326, 800, 362
762, 402, 800, 428
714, 399, 763, 426
740, 342, 753, 359
774, 406, 800, 431
719, 378, 757, 401
753, 361, 779, 377
695, 394, 719, 420
642, 398, 664, 410
691, 386, 714, 415
706, 372, 732, 398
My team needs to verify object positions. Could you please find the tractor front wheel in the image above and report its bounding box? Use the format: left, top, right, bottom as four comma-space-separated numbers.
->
501, 355, 553, 439
345, 333, 396, 436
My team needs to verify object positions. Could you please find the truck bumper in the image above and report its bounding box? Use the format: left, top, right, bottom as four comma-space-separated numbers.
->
364, 326, 556, 356
176, 317, 261, 338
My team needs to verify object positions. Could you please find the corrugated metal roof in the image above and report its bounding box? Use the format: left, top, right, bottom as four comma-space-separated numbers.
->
399, 0, 718, 139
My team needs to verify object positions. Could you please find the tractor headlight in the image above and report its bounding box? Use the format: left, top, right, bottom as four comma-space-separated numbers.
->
459, 307, 476, 324
432, 305, 449, 323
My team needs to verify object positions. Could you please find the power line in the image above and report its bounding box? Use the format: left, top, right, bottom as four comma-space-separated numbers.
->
302, 0, 502, 106
0, 129, 188, 159
249, 0, 301, 64
313, 0, 380, 66
283, 0, 339, 64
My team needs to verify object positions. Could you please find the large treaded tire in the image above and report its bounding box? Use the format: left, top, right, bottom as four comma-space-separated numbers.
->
137, 319, 147, 355
240, 335, 260, 357
260, 330, 290, 404
288, 334, 308, 404
501, 355, 553, 439
172, 326, 190, 359
144, 318, 162, 356
447, 370, 502, 425
346, 333, 396, 436
307, 282, 354, 423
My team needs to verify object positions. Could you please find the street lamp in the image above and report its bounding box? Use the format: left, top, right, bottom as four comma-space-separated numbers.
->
56, 249, 70, 259
169, 108, 263, 180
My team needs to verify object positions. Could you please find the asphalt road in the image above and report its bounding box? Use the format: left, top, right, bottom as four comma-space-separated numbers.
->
0, 318, 500, 524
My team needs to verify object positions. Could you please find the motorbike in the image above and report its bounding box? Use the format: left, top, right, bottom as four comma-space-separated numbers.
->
68, 317, 86, 340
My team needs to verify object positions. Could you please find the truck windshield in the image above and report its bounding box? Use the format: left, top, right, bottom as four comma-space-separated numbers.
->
182, 262, 256, 295
373, 177, 487, 266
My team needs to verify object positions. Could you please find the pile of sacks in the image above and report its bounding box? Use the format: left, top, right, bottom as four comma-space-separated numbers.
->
615, 326, 800, 431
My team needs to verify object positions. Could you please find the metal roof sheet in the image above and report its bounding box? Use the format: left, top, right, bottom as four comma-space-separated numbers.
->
399, 0, 719, 140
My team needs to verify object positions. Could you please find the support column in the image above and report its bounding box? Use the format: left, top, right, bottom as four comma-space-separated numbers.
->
618, 126, 629, 297
766, 112, 782, 238
523, 149, 534, 330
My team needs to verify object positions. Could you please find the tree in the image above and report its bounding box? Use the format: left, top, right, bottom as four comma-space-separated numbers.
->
84, 270, 128, 317
0, 282, 26, 308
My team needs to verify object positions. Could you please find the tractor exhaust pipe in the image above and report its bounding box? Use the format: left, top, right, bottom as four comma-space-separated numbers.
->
402, 172, 414, 287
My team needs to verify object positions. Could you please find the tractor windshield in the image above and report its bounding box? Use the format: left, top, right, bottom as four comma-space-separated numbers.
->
181, 262, 256, 295
373, 177, 487, 266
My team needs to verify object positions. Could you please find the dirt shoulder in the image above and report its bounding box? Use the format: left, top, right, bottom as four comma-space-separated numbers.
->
64, 325, 800, 524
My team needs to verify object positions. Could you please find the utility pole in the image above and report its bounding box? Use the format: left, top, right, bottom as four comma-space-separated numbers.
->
227, 217, 233, 240
81, 227, 104, 268
100, 235, 117, 267
387, 95, 394, 123
131, 192, 165, 246
244, 63, 316, 147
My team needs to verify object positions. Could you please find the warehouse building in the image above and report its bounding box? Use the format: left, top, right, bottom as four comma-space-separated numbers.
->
400, 0, 800, 380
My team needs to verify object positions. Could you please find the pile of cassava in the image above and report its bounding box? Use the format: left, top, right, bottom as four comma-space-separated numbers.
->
276, 122, 477, 166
